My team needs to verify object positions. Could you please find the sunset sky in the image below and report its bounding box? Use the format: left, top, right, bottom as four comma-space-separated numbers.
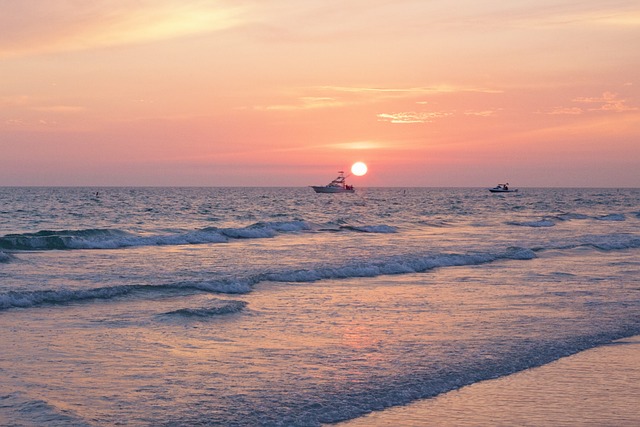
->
1, 0, 639, 187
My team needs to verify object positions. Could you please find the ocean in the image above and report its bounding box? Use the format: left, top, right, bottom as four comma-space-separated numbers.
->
1, 187, 639, 426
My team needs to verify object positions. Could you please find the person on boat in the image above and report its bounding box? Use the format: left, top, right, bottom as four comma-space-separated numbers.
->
504, 183, 508, 190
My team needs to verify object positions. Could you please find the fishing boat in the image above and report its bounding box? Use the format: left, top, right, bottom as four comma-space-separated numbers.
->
489, 183, 518, 193
311, 171, 355, 193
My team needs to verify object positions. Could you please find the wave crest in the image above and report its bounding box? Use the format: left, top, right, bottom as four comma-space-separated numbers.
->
162, 300, 247, 318
556, 213, 590, 221
0, 229, 130, 250
341, 225, 398, 233
0, 285, 139, 310
581, 234, 640, 251
0, 281, 252, 311
596, 214, 625, 221
0, 250, 15, 263
508, 219, 556, 228
6, 235, 639, 312
265, 247, 536, 283
0, 222, 313, 251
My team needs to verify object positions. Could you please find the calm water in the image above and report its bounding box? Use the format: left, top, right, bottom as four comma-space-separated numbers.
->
1, 187, 639, 426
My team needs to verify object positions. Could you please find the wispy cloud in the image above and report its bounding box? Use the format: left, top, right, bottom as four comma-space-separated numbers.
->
0, 95, 30, 107
543, 92, 639, 116
0, 1, 244, 57
377, 111, 452, 124
463, 109, 501, 117
32, 105, 86, 113
1, 95, 85, 115
526, 8, 640, 28
325, 141, 387, 150
256, 97, 344, 111
283, 140, 393, 151
545, 91, 638, 115
253, 84, 501, 111
573, 91, 637, 112
376, 107, 500, 123
4, 119, 25, 126
319, 85, 502, 96
547, 107, 584, 115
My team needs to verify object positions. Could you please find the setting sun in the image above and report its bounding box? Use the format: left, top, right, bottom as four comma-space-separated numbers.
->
351, 162, 368, 176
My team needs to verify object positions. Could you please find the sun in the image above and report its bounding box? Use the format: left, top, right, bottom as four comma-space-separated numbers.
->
351, 161, 368, 176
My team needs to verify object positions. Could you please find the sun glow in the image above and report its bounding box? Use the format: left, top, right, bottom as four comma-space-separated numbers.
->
351, 162, 368, 176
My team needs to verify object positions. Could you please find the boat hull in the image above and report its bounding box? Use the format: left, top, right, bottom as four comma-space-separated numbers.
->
489, 188, 518, 193
311, 186, 355, 194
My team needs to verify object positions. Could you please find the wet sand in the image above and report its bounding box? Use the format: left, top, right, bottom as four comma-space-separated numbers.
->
334, 336, 640, 426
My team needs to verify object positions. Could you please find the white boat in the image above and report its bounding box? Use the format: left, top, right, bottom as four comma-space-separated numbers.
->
311, 171, 355, 193
489, 183, 518, 193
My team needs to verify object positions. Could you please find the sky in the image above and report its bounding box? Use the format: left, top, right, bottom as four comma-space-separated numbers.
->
1, 0, 639, 187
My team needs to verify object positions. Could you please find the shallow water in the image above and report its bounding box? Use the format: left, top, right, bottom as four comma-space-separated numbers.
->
1, 187, 639, 426
336, 336, 640, 426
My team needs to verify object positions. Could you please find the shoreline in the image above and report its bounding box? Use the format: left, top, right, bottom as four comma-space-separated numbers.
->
334, 336, 640, 426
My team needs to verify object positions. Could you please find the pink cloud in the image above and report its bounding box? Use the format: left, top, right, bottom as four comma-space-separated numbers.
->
573, 91, 638, 112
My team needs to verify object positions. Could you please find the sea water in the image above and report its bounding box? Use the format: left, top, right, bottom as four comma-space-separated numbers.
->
0, 187, 639, 426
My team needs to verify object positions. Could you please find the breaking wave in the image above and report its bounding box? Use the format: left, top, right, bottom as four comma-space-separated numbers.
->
162, 300, 247, 318
0, 250, 14, 263
0, 392, 91, 427
580, 233, 640, 251
0, 247, 534, 311
0, 221, 398, 251
0, 285, 144, 309
264, 247, 536, 283
596, 214, 626, 221
340, 225, 398, 233
0, 222, 312, 250
556, 213, 590, 221
510, 211, 631, 227
0, 281, 253, 311
509, 219, 556, 228
2, 233, 638, 312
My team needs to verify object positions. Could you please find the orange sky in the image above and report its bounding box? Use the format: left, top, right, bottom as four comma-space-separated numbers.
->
1, 1, 639, 186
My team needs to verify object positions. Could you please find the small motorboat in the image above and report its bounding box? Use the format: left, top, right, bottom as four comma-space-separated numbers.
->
311, 171, 355, 193
489, 183, 518, 193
